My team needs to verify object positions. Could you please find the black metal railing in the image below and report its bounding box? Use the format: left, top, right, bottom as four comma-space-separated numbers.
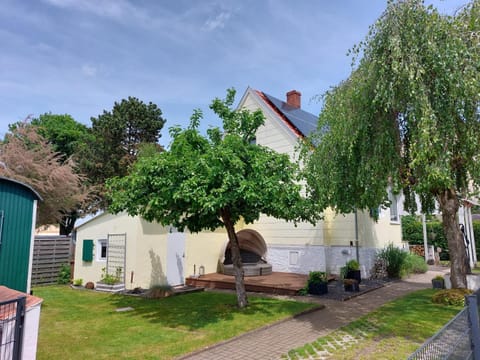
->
0, 296, 26, 360
408, 289, 480, 360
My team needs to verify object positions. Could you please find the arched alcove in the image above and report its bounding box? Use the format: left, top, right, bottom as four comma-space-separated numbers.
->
223, 229, 267, 264
222, 229, 272, 276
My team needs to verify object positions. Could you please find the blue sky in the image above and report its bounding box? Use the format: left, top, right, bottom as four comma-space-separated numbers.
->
0, 0, 467, 146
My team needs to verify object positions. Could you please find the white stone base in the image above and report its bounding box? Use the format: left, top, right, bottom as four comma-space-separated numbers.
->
266, 245, 378, 278
266, 245, 326, 274
96, 283, 125, 293
444, 274, 480, 291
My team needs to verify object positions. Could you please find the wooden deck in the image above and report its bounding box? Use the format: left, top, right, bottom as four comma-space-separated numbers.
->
185, 272, 308, 296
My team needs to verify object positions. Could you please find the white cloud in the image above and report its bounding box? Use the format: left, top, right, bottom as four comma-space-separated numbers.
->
203, 11, 231, 31
81, 64, 97, 77
42, 0, 148, 23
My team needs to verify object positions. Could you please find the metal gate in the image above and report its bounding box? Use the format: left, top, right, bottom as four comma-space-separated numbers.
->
106, 233, 127, 284
0, 296, 26, 360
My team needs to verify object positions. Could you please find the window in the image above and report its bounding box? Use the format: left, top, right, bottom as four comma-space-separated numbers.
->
289, 251, 299, 265
97, 239, 107, 261
389, 193, 399, 223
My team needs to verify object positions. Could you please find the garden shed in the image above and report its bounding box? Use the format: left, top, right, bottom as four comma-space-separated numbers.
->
0, 177, 42, 293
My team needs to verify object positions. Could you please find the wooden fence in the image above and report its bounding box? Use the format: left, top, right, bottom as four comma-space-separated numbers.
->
31, 236, 73, 286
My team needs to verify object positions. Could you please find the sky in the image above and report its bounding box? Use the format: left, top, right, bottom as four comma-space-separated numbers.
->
0, 0, 468, 147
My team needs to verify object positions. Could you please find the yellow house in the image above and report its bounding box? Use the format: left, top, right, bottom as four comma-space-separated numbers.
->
237, 88, 403, 277
73, 212, 229, 289
73, 88, 403, 289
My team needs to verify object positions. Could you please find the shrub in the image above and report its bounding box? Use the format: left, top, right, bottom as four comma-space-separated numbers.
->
346, 259, 360, 271
402, 253, 428, 277
307, 271, 328, 285
432, 289, 473, 306
401, 215, 451, 260
401, 215, 424, 244
299, 271, 328, 295
73, 278, 83, 286
377, 243, 408, 278
403, 217, 480, 261
57, 263, 71, 284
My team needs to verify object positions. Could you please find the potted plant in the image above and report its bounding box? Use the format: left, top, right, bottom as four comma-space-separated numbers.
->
72, 278, 83, 287
96, 267, 125, 293
307, 271, 328, 295
432, 275, 445, 289
344, 278, 359, 292
345, 259, 361, 284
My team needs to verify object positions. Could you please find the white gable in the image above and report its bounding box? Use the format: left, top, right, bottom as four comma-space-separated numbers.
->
238, 88, 300, 160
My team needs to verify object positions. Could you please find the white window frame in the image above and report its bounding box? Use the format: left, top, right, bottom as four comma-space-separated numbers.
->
96, 239, 107, 261
389, 192, 400, 223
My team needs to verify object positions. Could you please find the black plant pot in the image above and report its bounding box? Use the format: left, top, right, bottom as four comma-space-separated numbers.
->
344, 282, 360, 292
432, 279, 444, 289
346, 270, 361, 284
308, 282, 328, 295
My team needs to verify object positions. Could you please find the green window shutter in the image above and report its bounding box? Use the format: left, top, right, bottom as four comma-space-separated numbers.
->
82, 239, 94, 262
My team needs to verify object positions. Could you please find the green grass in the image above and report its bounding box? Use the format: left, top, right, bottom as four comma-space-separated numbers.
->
283, 289, 462, 360
34, 286, 318, 360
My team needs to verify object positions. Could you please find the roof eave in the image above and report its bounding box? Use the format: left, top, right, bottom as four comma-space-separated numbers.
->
254, 91, 305, 139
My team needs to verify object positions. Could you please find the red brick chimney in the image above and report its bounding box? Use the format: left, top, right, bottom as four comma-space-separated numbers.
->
286, 90, 301, 108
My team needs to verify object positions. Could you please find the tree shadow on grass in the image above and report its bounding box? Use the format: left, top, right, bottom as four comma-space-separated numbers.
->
106, 291, 301, 331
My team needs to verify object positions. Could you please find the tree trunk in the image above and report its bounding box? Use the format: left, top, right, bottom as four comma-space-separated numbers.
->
437, 188, 467, 288
221, 208, 249, 308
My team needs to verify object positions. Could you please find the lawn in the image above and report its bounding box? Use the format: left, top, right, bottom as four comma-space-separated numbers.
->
34, 286, 318, 360
283, 289, 463, 359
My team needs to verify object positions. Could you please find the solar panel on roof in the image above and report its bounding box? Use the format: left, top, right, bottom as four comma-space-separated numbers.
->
263, 93, 318, 136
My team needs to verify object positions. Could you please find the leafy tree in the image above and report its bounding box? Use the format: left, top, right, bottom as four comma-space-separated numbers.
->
303, 0, 479, 288
31, 113, 92, 160
28, 113, 94, 234
86, 96, 165, 184
107, 89, 321, 308
0, 121, 87, 227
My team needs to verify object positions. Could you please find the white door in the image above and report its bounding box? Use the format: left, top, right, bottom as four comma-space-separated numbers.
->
166, 230, 186, 286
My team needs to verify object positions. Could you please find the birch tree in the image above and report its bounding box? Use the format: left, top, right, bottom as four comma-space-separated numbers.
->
303, 0, 479, 288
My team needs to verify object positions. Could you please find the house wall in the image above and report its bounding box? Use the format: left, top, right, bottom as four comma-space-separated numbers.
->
240, 91, 331, 274
74, 213, 232, 289
74, 212, 171, 290
238, 89, 404, 276
184, 228, 229, 277
74, 88, 406, 284
133, 219, 169, 289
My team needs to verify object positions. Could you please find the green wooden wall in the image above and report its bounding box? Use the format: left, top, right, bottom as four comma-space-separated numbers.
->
0, 178, 39, 292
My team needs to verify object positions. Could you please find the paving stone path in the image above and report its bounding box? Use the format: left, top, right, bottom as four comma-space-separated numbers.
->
176, 267, 449, 360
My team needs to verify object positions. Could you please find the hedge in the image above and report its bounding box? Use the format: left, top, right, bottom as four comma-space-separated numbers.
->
401, 215, 480, 261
